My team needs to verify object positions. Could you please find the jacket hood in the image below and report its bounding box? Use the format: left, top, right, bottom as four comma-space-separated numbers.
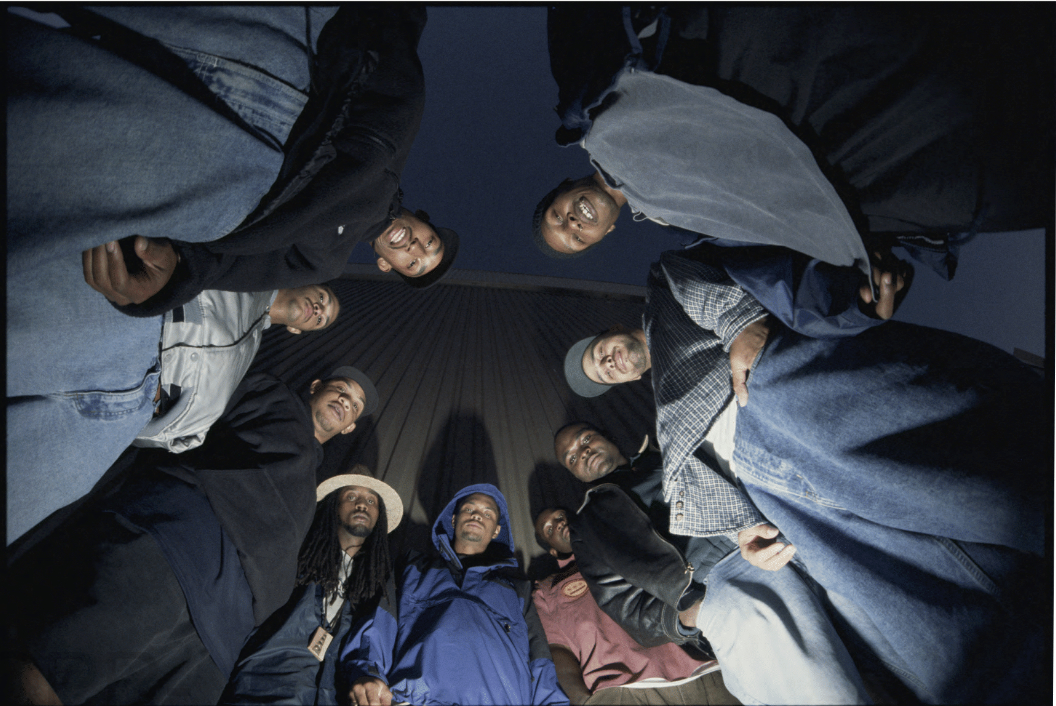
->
433, 483, 515, 557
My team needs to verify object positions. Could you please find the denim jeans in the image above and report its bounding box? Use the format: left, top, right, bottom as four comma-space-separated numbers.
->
7, 369, 159, 543
6, 248, 165, 542
695, 552, 872, 705
6, 7, 327, 542
7, 7, 325, 267
732, 322, 1047, 702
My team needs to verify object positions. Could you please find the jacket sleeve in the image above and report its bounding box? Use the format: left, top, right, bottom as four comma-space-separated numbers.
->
112, 5, 427, 317
684, 241, 884, 339
221, 584, 323, 705
519, 579, 570, 705
133, 428, 206, 453
656, 250, 767, 351
339, 564, 400, 689
572, 485, 697, 648
158, 373, 319, 624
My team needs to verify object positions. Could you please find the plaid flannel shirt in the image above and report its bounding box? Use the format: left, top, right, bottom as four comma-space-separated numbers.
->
644, 251, 768, 538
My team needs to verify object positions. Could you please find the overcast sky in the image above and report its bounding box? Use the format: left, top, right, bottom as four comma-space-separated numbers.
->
349, 6, 1048, 360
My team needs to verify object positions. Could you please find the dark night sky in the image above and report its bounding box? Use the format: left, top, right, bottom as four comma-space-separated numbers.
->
349, 6, 1047, 360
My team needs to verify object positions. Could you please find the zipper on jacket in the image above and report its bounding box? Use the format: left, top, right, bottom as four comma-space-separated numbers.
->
647, 522, 695, 595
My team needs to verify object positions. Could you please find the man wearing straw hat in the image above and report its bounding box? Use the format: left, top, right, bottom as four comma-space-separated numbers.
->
224, 468, 403, 705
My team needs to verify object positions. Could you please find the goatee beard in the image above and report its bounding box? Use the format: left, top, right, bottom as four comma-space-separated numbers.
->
342, 522, 371, 539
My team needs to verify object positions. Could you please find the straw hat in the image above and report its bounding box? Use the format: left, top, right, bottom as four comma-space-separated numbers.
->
316, 465, 403, 533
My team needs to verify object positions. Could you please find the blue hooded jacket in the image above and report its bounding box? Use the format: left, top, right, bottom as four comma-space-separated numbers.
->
340, 483, 567, 705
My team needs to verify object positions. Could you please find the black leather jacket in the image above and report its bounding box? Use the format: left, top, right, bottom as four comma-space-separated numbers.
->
570, 483, 698, 647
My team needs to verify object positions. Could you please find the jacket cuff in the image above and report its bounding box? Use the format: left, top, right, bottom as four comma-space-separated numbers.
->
658, 601, 692, 644
343, 662, 389, 689
109, 242, 208, 318
677, 585, 705, 612
718, 298, 767, 352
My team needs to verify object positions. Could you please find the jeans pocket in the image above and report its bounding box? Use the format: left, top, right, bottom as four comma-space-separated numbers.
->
933, 536, 1001, 599
69, 379, 157, 420
165, 45, 308, 149
733, 443, 843, 510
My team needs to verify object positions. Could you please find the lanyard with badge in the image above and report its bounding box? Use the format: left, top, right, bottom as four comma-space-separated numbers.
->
307, 592, 346, 661
308, 553, 355, 660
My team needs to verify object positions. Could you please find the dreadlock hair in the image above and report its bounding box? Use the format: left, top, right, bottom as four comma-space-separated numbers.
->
296, 489, 392, 609
532, 177, 600, 260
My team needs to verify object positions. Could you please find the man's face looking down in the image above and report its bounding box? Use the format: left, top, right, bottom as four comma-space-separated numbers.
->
272, 284, 340, 334
554, 423, 629, 483
373, 209, 444, 278
452, 492, 501, 555
582, 327, 651, 385
336, 485, 380, 540
541, 175, 621, 254
309, 377, 366, 443
535, 508, 573, 556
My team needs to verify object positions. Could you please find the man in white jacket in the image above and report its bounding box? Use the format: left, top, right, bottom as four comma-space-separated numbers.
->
7, 283, 341, 543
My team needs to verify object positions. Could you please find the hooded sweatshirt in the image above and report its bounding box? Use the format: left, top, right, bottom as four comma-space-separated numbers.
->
340, 483, 568, 705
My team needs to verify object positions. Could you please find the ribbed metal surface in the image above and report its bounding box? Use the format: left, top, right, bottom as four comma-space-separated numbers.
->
250, 270, 657, 572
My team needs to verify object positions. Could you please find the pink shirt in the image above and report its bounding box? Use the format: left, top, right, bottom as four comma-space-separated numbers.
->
533, 558, 715, 692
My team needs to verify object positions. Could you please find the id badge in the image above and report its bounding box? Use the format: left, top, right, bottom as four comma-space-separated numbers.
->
307, 626, 334, 662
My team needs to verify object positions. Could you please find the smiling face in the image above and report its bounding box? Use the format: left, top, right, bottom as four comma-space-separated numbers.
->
535, 508, 573, 557
540, 175, 622, 254
335, 485, 380, 557
309, 377, 367, 444
554, 423, 629, 483
272, 284, 340, 334
582, 327, 651, 385
452, 492, 502, 555
372, 209, 445, 278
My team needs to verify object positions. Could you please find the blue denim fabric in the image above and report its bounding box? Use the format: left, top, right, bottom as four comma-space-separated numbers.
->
87, 6, 338, 95
731, 322, 1047, 702
7, 7, 319, 268
7, 6, 325, 542
695, 552, 872, 705
8, 369, 159, 543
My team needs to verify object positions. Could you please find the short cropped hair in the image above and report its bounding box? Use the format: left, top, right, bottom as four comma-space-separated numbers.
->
534, 506, 575, 553
554, 420, 623, 465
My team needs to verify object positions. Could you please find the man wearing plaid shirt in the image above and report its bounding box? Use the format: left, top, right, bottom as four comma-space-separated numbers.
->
562, 248, 1046, 703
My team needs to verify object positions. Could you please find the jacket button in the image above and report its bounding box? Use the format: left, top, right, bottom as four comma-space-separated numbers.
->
676, 501, 684, 509
679, 490, 685, 497
675, 513, 684, 521
190, 352, 199, 360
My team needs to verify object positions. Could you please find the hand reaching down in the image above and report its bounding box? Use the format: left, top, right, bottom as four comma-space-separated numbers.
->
729, 316, 770, 407
350, 676, 392, 706
859, 248, 912, 320
83, 235, 179, 306
738, 523, 795, 571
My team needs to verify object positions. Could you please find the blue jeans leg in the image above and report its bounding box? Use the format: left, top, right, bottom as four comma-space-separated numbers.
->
735, 441, 1045, 703
733, 321, 1047, 702
6, 245, 165, 398
736, 321, 1045, 553
7, 368, 159, 543
695, 551, 872, 705
7, 11, 305, 270
6, 242, 163, 545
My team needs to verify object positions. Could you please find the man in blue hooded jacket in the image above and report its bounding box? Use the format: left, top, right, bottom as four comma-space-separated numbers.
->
340, 484, 568, 706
